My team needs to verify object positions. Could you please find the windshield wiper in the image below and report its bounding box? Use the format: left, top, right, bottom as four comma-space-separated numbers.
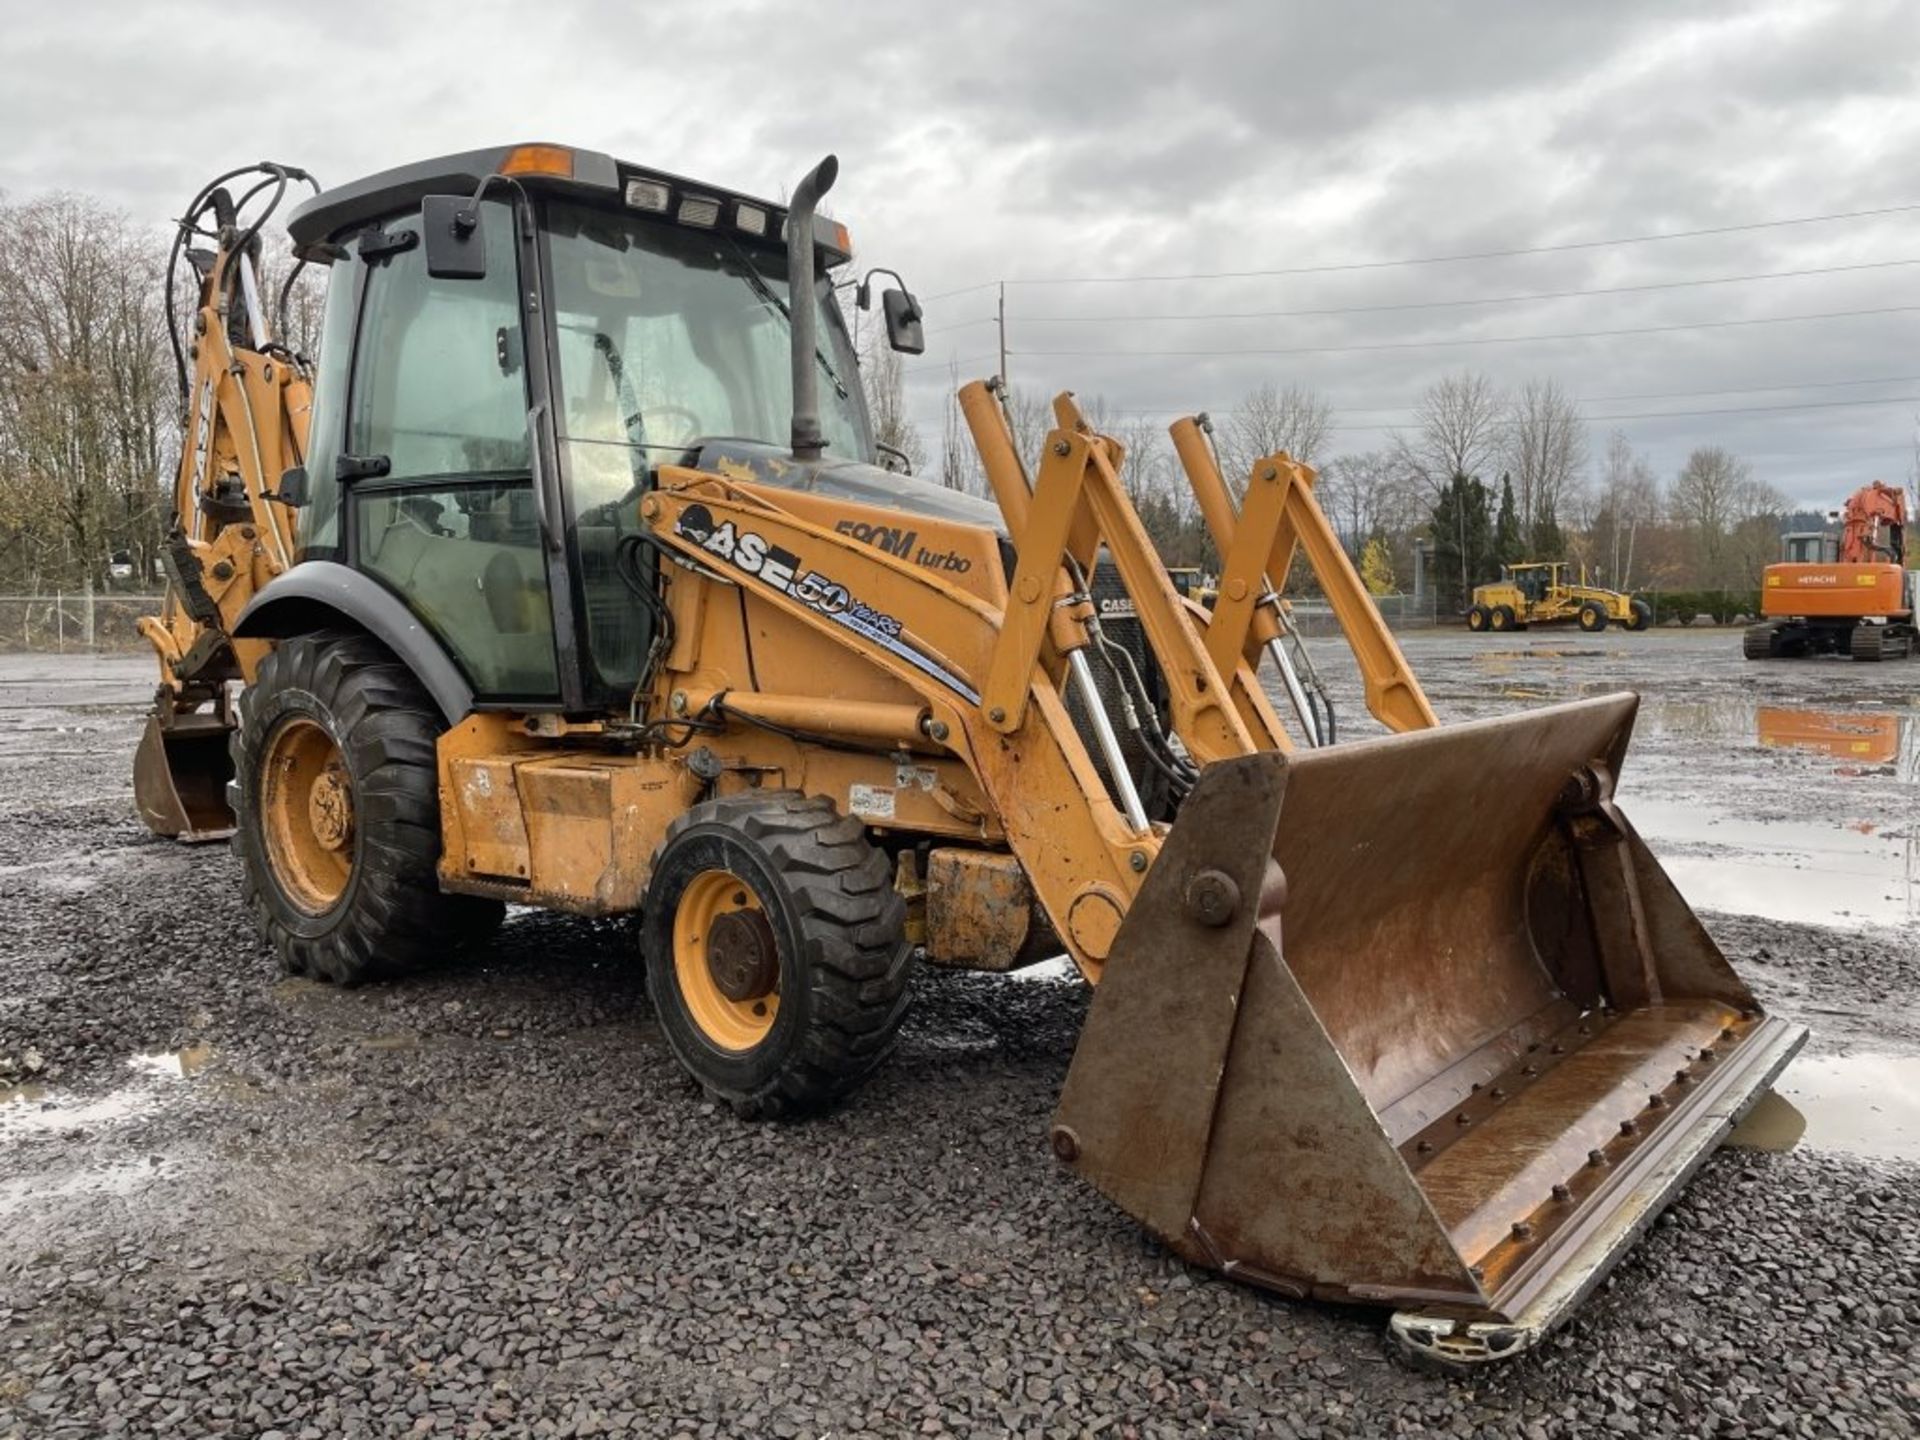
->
718, 236, 850, 403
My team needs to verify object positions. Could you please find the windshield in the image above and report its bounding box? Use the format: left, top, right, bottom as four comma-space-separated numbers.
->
547, 201, 868, 516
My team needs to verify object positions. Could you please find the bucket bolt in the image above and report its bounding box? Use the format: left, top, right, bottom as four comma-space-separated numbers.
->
1050, 1126, 1080, 1163
1184, 869, 1240, 927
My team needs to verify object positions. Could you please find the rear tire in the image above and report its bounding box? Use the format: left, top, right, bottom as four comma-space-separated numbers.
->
1490, 605, 1515, 633
1578, 603, 1608, 633
232, 632, 502, 984
641, 792, 913, 1118
1466, 606, 1489, 632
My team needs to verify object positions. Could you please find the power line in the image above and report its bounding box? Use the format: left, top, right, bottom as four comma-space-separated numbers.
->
918, 201, 1920, 298
1097, 376, 1920, 419
923, 258, 1920, 335
1578, 373, 1920, 404
1311, 393, 1920, 434
1012, 303, 1920, 360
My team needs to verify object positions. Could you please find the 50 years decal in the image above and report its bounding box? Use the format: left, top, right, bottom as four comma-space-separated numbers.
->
673, 504, 981, 704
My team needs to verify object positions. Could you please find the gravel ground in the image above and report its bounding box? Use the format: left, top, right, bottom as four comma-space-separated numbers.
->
2, 637, 1917, 1438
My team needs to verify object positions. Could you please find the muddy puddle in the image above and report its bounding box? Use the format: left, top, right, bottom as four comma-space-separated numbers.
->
1732, 1053, 1920, 1162
1624, 795, 1916, 928
1620, 698, 1917, 930
0, 1043, 214, 1138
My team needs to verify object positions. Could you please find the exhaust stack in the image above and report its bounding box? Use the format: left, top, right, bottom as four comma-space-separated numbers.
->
786, 154, 839, 461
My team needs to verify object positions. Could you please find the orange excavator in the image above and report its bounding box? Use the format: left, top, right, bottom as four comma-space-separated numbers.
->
1745, 481, 1916, 661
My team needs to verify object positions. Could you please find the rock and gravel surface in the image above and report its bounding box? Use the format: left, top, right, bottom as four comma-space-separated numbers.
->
3, 636, 1917, 1437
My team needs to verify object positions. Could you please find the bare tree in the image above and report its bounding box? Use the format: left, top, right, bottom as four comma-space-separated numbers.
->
0, 193, 174, 592
1316, 450, 1401, 559
1217, 381, 1332, 491
1592, 431, 1660, 588
1391, 370, 1505, 497
858, 325, 927, 474
936, 362, 983, 495
1670, 446, 1782, 587
1502, 377, 1588, 532
999, 384, 1053, 471
257, 234, 328, 358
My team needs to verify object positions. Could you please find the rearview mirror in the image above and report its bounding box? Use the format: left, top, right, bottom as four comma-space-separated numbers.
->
881, 288, 924, 355
274, 465, 309, 508
422, 195, 487, 280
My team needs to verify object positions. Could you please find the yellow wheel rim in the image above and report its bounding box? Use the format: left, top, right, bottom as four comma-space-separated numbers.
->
260, 715, 355, 914
673, 868, 780, 1052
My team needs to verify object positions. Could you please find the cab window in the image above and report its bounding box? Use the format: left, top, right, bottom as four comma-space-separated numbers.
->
344, 203, 558, 698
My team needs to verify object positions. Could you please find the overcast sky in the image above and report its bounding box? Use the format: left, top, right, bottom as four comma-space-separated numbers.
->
6, 0, 1918, 508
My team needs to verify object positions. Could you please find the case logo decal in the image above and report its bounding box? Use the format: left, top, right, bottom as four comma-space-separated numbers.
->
674, 504, 981, 704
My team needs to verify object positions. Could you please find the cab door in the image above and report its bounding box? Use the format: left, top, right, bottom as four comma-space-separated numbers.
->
328, 202, 567, 704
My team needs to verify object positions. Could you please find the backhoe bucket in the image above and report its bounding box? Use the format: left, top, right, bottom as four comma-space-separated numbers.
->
1052, 694, 1803, 1367
134, 712, 236, 842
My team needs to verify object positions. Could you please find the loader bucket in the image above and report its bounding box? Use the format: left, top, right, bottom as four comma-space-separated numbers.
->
134, 712, 236, 842
1052, 693, 1804, 1367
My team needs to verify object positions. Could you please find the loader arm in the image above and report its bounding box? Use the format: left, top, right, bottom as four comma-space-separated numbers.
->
646, 382, 1322, 979
1169, 416, 1437, 735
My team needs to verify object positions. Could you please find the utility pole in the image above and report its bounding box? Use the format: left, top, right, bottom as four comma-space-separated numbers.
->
996, 282, 1007, 389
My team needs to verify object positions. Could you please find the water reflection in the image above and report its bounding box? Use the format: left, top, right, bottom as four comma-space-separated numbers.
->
1756, 707, 1902, 765
1731, 1054, 1920, 1162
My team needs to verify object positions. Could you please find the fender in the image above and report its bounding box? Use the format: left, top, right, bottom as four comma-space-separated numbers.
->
233, 560, 475, 724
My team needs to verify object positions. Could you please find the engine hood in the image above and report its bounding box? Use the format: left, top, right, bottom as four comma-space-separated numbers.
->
690, 440, 1007, 538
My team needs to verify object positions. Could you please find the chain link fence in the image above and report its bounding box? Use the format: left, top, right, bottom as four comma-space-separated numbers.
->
1287, 591, 1442, 634
0, 594, 163, 652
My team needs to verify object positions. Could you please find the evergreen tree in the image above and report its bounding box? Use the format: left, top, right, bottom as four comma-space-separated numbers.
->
1529, 503, 1566, 561
1494, 474, 1523, 568
1429, 472, 1495, 610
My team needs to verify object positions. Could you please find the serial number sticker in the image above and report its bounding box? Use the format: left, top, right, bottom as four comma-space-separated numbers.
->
849, 783, 896, 820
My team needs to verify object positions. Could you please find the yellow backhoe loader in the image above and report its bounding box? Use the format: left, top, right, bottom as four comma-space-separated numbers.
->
137, 145, 1802, 1369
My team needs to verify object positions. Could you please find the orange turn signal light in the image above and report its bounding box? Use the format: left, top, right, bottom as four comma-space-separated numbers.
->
500, 144, 575, 179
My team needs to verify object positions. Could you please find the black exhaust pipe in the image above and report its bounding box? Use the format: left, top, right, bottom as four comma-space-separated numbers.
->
787, 154, 838, 461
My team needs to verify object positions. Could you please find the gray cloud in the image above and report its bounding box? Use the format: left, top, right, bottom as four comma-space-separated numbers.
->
4, 0, 1916, 506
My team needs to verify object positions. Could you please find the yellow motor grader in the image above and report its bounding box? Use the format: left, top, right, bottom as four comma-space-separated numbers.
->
136, 145, 1801, 1368
1468, 562, 1651, 634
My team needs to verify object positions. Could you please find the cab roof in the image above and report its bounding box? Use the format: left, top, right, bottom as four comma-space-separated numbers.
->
285, 142, 852, 266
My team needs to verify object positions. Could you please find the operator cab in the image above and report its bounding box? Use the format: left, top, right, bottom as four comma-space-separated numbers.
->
1502, 561, 1562, 604
1781, 532, 1840, 564
283, 143, 924, 714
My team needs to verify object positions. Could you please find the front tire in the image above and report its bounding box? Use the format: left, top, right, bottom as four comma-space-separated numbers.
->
1578, 603, 1609, 633
642, 792, 912, 1118
232, 632, 501, 984
1625, 600, 1651, 632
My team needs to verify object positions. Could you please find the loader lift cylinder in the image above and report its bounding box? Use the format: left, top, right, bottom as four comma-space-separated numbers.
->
1068, 648, 1152, 832
1263, 628, 1323, 748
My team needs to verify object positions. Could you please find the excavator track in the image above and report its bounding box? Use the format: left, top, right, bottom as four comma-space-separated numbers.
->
1850, 624, 1911, 662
